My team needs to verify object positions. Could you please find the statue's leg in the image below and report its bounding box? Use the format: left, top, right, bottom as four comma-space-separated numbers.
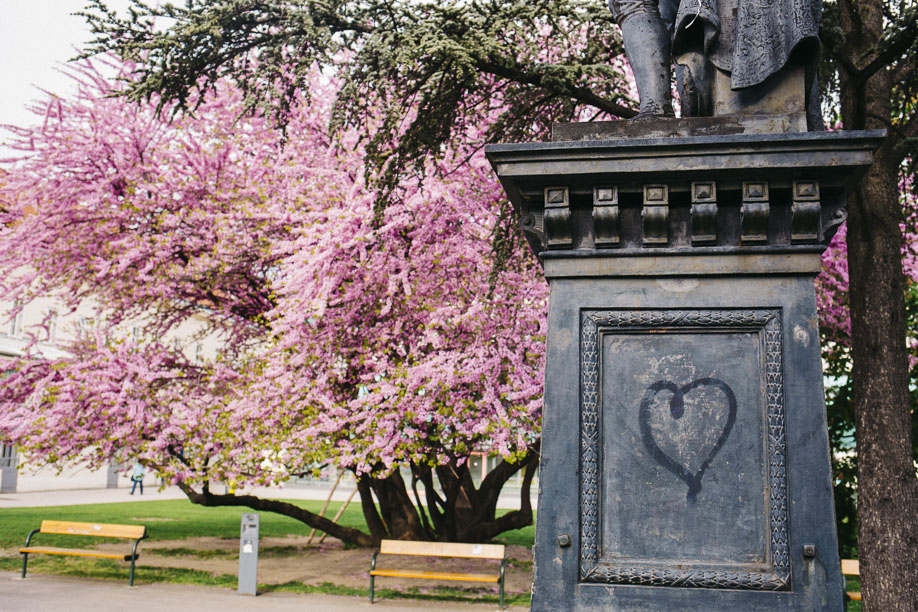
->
610, 0, 675, 118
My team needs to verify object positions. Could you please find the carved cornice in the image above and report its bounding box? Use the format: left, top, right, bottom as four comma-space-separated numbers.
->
485, 129, 883, 258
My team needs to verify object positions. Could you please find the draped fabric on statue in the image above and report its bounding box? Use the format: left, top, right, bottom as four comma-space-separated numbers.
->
672, 0, 821, 90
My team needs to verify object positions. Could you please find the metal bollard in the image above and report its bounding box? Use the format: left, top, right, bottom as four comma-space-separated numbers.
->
238, 513, 259, 595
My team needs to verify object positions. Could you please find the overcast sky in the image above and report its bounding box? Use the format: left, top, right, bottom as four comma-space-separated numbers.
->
0, 0, 133, 149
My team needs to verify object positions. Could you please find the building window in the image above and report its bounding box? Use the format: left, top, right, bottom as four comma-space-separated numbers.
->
8, 302, 24, 337
48, 310, 59, 342
195, 343, 204, 364
0, 444, 16, 469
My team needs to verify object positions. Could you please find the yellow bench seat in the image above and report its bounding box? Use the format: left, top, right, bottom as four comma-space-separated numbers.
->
369, 539, 507, 608
842, 559, 861, 601
369, 568, 500, 583
19, 546, 137, 561
20, 520, 147, 586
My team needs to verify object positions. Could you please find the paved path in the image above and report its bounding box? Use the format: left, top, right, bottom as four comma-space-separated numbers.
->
0, 483, 534, 510
0, 573, 511, 611
0, 484, 350, 509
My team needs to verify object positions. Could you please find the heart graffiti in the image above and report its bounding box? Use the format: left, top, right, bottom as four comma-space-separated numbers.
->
639, 377, 737, 502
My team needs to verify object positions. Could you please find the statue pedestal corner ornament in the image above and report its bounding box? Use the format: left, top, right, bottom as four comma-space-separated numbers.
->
485, 119, 884, 611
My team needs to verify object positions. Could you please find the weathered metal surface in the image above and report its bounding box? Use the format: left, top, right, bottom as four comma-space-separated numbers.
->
486, 127, 882, 611
711, 64, 807, 119
691, 181, 718, 245
541, 252, 824, 278
552, 115, 808, 141
642, 185, 670, 246
580, 310, 786, 590
486, 128, 883, 260
741, 182, 770, 243
610, 0, 820, 124
532, 274, 843, 610
593, 187, 621, 248
791, 181, 823, 243
544, 187, 573, 250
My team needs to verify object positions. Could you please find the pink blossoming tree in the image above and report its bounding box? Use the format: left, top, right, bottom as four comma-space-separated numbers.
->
0, 59, 547, 545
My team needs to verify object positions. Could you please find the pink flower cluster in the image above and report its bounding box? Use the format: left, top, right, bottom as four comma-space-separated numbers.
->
0, 58, 547, 485
816, 177, 918, 367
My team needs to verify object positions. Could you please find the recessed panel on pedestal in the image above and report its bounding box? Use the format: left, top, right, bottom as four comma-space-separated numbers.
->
580, 310, 789, 590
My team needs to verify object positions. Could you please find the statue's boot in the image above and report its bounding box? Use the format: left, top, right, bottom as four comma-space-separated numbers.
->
620, 13, 675, 119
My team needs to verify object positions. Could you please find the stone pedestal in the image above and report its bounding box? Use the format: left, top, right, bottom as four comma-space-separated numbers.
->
485, 123, 883, 611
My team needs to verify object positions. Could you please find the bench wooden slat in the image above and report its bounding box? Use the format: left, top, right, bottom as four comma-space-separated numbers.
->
19, 546, 136, 561
841, 558, 860, 601
370, 539, 508, 608
841, 559, 859, 575
22, 520, 148, 586
370, 569, 499, 583
39, 520, 146, 539
378, 540, 505, 560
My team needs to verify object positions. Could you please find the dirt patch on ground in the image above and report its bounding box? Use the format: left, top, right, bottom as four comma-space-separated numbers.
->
98, 536, 533, 594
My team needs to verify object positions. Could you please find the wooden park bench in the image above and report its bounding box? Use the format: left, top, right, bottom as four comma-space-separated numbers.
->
20, 520, 148, 586
842, 558, 861, 602
369, 539, 507, 609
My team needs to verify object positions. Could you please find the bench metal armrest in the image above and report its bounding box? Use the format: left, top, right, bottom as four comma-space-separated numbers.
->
23, 528, 40, 548
21, 528, 41, 579
131, 534, 148, 559
369, 550, 380, 603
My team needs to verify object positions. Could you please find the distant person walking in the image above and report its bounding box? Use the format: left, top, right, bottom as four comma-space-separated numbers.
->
130, 462, 144, 495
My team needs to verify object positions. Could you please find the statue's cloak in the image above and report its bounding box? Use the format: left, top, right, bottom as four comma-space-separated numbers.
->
671, 0, 822, 90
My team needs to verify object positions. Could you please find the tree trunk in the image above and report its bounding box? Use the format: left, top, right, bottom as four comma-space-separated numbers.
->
175, 481, 377, 547
361, 449, 539, 543
175, 450, 539, 548
837, 1, 918, 607
846, 161, 918, 611
364, 470, 429, 540
461, 450, 537, 542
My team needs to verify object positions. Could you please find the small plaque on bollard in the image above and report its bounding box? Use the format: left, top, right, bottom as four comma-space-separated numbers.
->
238, 513, 259, 595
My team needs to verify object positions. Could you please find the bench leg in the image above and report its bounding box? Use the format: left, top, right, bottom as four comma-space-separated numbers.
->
369, 574, 375, 603
21, 553, 28, 579
129, 556, 136, 587
499, 559, 506, 610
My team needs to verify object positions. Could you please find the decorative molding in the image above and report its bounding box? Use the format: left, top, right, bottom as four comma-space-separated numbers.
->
544, 187, 572, 249
691, 182, 717, 245
519, 210, 545, 251
593, 186, 620, 248
741, 182, 769, 244
579, 309, 790, 591
791, 180, 821, 243
642, 184, 669, 246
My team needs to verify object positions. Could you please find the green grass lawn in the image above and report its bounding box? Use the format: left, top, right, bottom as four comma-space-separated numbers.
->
1, 498, 368, 549
2, 498, 533, 549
